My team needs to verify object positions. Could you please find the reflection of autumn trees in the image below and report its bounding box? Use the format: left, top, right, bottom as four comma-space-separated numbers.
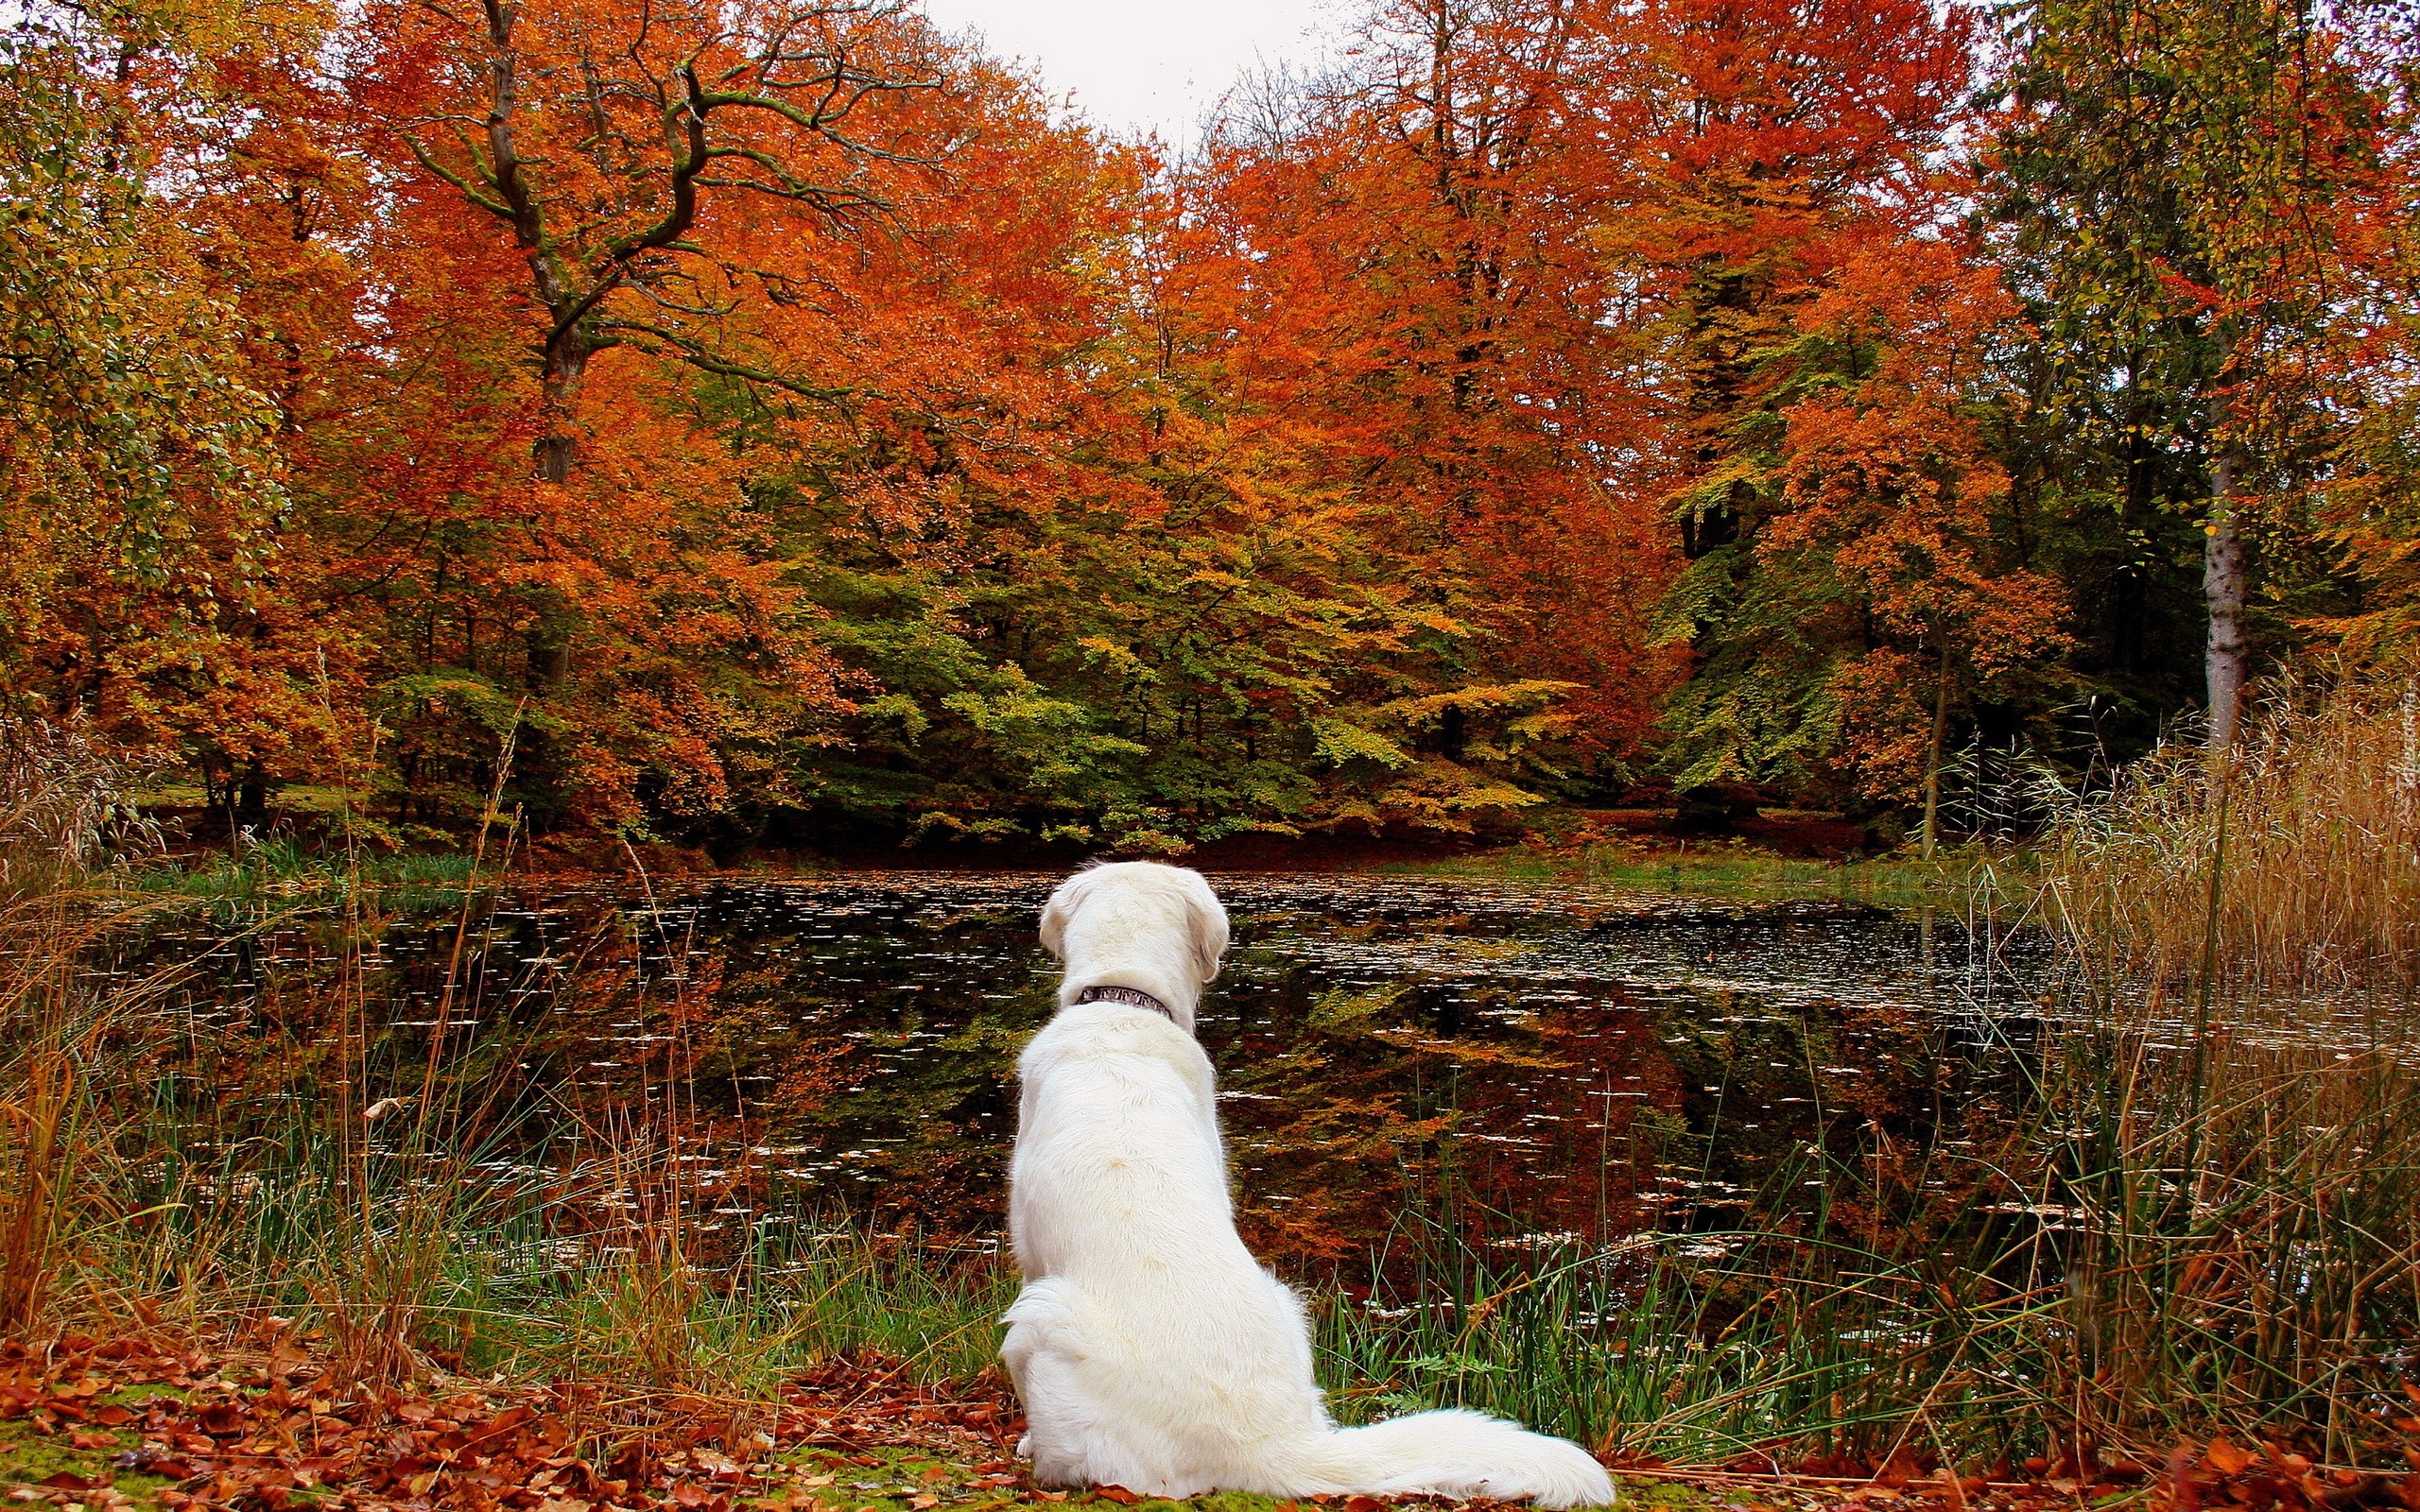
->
114, 880, 2036, 1301
1203, 974, 1686, 1268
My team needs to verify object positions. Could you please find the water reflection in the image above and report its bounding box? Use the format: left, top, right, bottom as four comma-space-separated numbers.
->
137, 873, 2051, 1263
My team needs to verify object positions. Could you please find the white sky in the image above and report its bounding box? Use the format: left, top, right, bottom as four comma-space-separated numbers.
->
916, 0, 1346, 150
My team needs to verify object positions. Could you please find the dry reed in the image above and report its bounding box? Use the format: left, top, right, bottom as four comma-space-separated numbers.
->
2040, 673, 2420, 995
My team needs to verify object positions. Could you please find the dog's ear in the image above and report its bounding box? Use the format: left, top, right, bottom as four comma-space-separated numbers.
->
1182, 871, 1230, 984
1038, 869, 1093, 960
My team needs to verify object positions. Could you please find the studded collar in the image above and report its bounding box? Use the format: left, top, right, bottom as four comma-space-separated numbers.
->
1075, 984, 1176, 1021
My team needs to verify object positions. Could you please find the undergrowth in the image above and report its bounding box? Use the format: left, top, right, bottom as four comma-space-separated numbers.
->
2041, 673, 2420, 994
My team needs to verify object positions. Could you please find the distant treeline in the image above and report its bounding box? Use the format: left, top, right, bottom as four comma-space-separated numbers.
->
4, 0, 2416, 848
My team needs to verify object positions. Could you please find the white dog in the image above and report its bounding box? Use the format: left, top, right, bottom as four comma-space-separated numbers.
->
1000, 861, 1613, 1506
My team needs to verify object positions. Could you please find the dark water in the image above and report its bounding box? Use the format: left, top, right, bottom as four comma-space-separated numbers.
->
140, 872, 2051, 1264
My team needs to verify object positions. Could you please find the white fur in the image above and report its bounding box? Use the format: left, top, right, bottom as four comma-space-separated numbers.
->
1003, 862, 1615, 1507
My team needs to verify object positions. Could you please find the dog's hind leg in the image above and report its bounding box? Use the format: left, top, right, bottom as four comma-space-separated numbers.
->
1001, 1281, 1101, 1488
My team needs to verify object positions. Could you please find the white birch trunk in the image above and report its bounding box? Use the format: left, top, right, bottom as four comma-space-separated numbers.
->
2204, 452, 2249, 750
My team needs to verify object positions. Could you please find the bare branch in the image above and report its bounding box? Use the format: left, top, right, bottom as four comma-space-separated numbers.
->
596, 317, 863, 407
402, 133, 514, 221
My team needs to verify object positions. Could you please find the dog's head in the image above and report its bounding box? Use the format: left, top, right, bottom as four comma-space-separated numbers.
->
1038, 860, 1230, 992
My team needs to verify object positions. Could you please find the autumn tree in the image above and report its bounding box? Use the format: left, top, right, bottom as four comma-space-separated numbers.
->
0, 13, 347, 816
1608, 0, 1982, 808
1107, 0, 1685, 816
1992, 0, 2397, 747
1775, 241, 2066, 850
260, 0, 995, 827
359, 0, 945, 482
1607, 0, 1976, 564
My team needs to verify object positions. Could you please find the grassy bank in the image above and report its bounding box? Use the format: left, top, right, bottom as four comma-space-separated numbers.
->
1379, 839, 2008, 906
10, 1024, 2412, 1480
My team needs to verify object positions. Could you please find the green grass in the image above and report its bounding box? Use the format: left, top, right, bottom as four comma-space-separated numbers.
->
85, 1117, 1019, 1400
122, 838, 481, 907
763, 1446, 1719, 1512
1381, 838, 2024, 907
130, 785, 371, 816
429, 1219, 1021, 1390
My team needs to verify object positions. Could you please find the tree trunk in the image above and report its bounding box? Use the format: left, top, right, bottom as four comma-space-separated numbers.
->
2204, 452, 2249, 750
535, 333, 592, 484
1919, 652, 1951, 860
235, 760, 271, 830
526, 334, 584, 693
524, 618, 569, 691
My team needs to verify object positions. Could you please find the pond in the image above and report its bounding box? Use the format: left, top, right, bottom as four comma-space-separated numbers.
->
136, 870, 2063, 1270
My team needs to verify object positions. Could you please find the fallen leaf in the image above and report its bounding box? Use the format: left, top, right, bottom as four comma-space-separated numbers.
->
2208, 1439, 2254, 1477
1095, 1490, 1140, 1506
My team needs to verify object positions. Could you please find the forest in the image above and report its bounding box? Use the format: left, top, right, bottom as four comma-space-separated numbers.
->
4, 0, 2417, 852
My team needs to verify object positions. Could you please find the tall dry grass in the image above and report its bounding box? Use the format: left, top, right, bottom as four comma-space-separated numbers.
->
0, 715, 1007, 1456
0, 712, 164, 894
0, 714, 177, 1335
2040, 674, 2420, 995
1317, 1022, 2420, 1470
1320, 688, 2420, 1467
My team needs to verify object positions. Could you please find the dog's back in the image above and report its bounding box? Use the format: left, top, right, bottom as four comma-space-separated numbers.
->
1004, 863, 1612, 1506
1007, 1002, 1337, 1493
1009, 1005, 1232, 1279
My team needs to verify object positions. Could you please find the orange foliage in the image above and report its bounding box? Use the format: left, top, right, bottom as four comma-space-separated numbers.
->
8, 0, 2411, 837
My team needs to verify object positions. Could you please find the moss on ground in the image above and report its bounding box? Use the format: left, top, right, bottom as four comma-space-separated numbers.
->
0, 1390, 182, 1512
761, 1442, 1703, 1512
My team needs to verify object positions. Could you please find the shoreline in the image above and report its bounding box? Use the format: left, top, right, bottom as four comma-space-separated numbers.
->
121, 801, 1997, 909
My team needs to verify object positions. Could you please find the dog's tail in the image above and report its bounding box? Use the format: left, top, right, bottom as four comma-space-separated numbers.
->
1294, 1408, 1614, 1507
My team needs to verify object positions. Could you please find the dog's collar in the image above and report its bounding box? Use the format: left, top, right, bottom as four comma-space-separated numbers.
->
1076, 984, 1176, 1021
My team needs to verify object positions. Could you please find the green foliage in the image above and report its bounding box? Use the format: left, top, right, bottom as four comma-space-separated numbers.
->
1984, 0, 2396, 713
1655, 541, 1854, 791
763, 440, 1574, 847
0, 29, 285, 575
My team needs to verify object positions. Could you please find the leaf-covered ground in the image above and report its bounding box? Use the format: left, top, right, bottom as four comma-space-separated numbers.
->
4, 1335, 2412, 1512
